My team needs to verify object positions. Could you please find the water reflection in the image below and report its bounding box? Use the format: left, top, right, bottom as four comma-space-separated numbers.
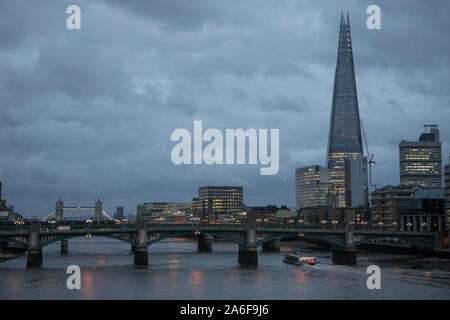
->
81, 270, 95, 300
188, 268, 205, 298
168, 254, 180, 269
294, 269, 308, 284
7, 270, 24, 297
0, 238, 449, 300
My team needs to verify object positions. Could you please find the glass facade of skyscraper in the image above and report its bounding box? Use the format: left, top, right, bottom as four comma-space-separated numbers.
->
295, 165, 333, 209
326, 13, 363, 208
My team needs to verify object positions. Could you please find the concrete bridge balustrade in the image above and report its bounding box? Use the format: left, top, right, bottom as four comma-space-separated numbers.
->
0, 221, 441, 269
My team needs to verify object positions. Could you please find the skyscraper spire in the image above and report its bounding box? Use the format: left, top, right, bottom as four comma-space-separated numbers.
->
327, 13, 364, 208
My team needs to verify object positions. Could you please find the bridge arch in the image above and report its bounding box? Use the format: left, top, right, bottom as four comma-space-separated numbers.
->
257, 235, 284, 245
147, 231, 246, 246
355, 236, 434, 248
38, 234, 134, 249
302, 233, 345, 247
0, 238, 28, 248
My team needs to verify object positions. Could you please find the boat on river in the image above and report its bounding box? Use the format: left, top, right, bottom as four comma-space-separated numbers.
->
283, 254, 320, 265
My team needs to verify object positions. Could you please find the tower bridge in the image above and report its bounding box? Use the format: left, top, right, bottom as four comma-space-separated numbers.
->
40, 198, 116, 222
55, 198, 104, 221
0, 212, 442, 268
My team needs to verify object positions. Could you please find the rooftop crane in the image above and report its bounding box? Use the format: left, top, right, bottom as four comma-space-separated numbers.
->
360, 117, 376, 190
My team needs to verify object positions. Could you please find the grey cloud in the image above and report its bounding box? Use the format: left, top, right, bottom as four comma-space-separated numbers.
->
0, 0, 449, 216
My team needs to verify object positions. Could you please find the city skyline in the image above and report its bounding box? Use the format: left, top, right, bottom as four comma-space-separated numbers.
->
1, 1, 450, 217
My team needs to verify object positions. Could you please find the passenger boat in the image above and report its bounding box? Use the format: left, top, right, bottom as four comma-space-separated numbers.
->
300, 257, 320, 265
283, 254, 303, 265
283, 254, 320, 265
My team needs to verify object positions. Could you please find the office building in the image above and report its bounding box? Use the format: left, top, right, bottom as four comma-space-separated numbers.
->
399, 125, 442, 189
0, 181, 8, 220
295, 165, 334, 209
114, 207, 124, 221
371, 184, 417, 231
398, 188, 445, 232
345, 155, 369, 208
445, 157, 450, 231
327, 13, 364, 208
137, 202, 192, 219
371, 184, 445, 232
250, 205, 280, 223
193, 186, 243, 222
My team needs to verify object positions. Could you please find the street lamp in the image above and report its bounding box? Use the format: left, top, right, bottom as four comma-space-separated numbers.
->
377, 221, 384, 230
361, 221, 368, 231
406, 222, 412, 231
421, 222, 427, 231
332, 219, 338, 231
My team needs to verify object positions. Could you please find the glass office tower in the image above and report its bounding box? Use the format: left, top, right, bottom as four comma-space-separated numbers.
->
295, 165, 332, 209
326, 13, 364, 208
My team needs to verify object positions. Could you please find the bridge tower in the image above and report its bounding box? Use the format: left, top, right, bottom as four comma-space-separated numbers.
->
238, 211, 258, 265
55, 198, 64, 221
27, 222, 43, 268
95, 199, 102, 222
332, 224, 357, 265
134, 219, 148, 266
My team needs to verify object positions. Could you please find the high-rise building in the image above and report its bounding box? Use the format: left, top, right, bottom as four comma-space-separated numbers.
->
399, 125, 442, 189
193, 186, 243, 222
295, 165, 334, 209
114, 206, 124, 220
347, 155, 368, 208
0, 181, 9, 221
326, 13, 364, 208
444, 157, 450, 232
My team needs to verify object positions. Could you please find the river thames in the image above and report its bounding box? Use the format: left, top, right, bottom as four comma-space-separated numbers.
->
1, 237, 449, 299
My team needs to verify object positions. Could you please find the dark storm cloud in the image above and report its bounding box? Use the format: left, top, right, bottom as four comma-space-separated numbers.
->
0, 0, 449, 217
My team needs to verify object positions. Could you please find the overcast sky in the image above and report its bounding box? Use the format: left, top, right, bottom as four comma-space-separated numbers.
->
0, 0, 449, 217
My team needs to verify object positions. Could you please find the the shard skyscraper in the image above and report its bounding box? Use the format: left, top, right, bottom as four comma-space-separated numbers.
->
327, 13, 364, 208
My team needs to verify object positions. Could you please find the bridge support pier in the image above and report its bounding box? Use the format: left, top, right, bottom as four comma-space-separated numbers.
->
238, 212, 258, 265
134, 247, 148, 266
61, 240, 68, 255
434, 232, 445, 250
27, 222, 42, 268
331, 224, 357, 265
27, 249, 43, 268
238, 245, 258, 265
262, 239, 280, 252
0, 242, 8, 252
332, 247, 356, 265
133, 219, 148, 266
197, 234, 212, 252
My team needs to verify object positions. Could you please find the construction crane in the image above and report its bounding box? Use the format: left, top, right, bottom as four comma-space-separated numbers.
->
360, 117, 376, 190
